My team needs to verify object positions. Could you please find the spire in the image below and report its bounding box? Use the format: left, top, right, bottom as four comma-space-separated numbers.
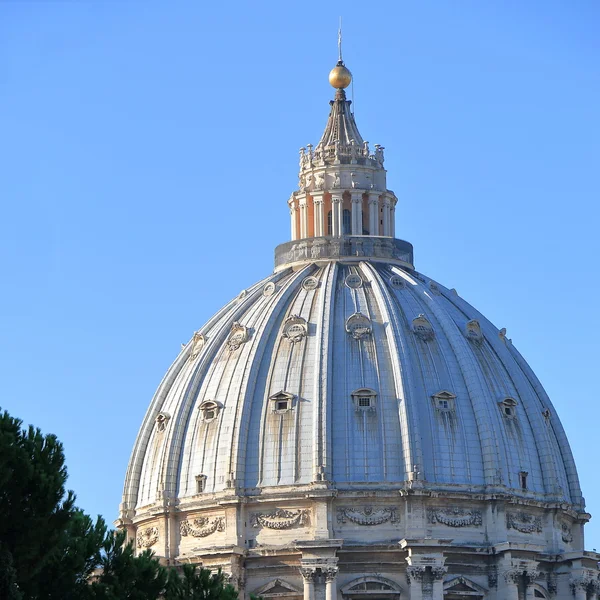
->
316, 88, 364, 150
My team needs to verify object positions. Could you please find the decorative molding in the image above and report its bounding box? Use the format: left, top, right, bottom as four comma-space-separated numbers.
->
180, 516, 225, 538
323, 568, 339, 582
136, 526, 159, 548
507, 511, 542, 533
427, 506, 482, 527
561, 521, 573, 543
431, 567, 448, 581
345, 273, 363, 289
406, 566, 426, 584
389, 275, 405, 289
429, 281, 441, 295
524, 570, 540, 585
571, 578, 589, 593
190, 331, 205, 359
263, 282, 276, 297
299, 568, 317, 583
465, 319, 483, 343
547, 573, 557, 594
282, 315, 308, 343
227, 322, 249, 351
155, 412, 170, 432
412, 314, 434, 341
503, 570, 520, 585
198, 400, 221, 422
301, 276, 319, 291
345, 313, 372, 340
337, 506, 397, 526
487, 566, 498, 588
251, 508, 309, 530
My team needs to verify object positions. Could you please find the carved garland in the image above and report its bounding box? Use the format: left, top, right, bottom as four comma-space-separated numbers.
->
136, 526, 159, 548
180, 517, 225, 538
250, 509, 309, 530
506, 511, 542, 533
337, 506, 397, 526
427, 507, 482, 528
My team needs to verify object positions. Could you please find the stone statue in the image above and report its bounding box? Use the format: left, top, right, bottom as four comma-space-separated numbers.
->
316, 172, 324, 190
333, 172, 340, 188
375, 144, 385, 166
304, 173, 313, 191
351, 172, 358, 188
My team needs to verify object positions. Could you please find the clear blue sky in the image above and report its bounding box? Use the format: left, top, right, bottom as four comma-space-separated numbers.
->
2, 1, 599, 546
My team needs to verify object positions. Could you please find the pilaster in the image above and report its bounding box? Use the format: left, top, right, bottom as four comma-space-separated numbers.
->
331, 194, 343, 237
368, 192, 379, 236
313, 193, 325, 237
351, 192, 363, 235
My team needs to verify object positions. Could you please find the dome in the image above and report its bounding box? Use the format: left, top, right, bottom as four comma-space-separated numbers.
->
119, 57, 597, 598
123, 262, 581, 506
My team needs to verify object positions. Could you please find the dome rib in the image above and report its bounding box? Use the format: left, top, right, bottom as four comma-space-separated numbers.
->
362, 262, 421, 481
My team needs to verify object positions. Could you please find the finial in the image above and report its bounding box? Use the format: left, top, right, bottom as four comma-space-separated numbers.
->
338, 16, 343, 63
329, 18, 352, 89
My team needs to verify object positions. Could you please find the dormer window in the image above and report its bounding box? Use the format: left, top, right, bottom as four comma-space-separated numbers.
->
412, 314, 434, 341
351, 388, 377, 412
195, 474, 207, 494
519, 471, 528, 490
270, 391, 294, 413
432, 390, 456, 412
199, 400, 220, 422
499, 397, 517, 418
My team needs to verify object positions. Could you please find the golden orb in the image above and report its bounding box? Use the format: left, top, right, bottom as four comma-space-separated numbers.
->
329, 64, 352, 89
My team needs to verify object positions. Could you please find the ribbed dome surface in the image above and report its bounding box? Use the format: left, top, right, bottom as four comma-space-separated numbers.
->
123, 260, 582, 512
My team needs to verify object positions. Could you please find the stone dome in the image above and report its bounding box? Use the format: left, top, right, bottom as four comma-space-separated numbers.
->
119, 58, 598, 599
122, 261, 581, 508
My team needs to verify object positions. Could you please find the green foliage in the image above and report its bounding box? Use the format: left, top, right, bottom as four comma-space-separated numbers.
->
88, 530, 168, 600
0, 407, 242, 600
164, 564, 239, 600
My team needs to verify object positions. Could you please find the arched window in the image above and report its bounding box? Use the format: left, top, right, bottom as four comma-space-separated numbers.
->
342, 208, 352, 235
341, 576, 402, 600
327, 210, 332, 235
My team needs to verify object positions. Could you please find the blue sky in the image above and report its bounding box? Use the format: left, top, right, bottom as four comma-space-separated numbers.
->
1, 1, 599, 546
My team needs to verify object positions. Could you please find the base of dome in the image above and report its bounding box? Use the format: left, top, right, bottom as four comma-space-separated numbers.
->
274, 236, 414, 271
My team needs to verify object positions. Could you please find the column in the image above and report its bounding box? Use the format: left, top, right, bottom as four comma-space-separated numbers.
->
299, 197, 308, 239
290, 203, 298, 240
324, 567, 339, 600
351, 192, 363, 235
502, 571, 520, 600
524, 570, 538, 600
331, 194, 342, 238
368, 193, 379, 236
300, 568, 316, 600
571, 579, 588, 600
382, 196, 391, 236
431, 567, 447, 600
406, 566, 425, 600
313, 193, 325, 237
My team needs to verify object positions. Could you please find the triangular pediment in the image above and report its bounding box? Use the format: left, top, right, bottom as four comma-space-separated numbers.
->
444, 576, 487, 594
254, 579, 302, 597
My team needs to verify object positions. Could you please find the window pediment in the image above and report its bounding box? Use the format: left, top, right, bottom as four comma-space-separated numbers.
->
432, 390, 456, 412
351, 388, 377, 412
269, 391, 294, 413
198, 400, 221, 422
